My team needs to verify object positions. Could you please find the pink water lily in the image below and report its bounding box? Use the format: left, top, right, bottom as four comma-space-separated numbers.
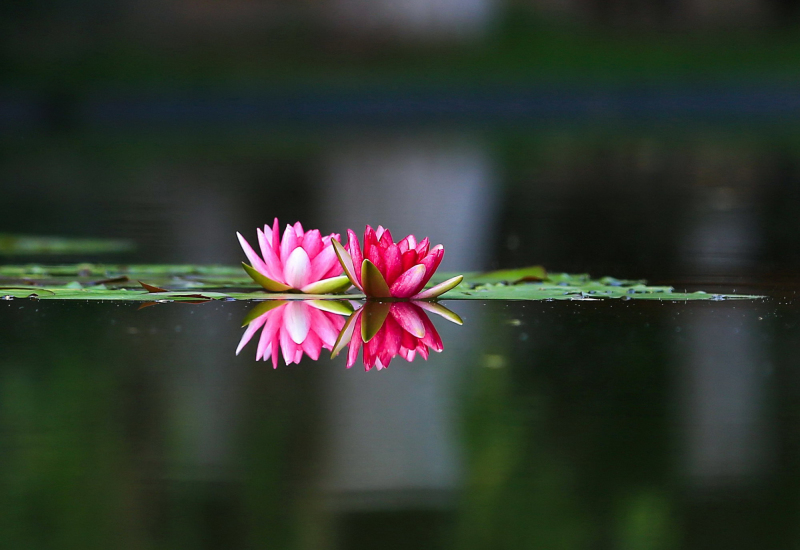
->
236, 300, 350, 368
237, 219, 351, 294
332, 225, 463, 300
331, 301, 462, 371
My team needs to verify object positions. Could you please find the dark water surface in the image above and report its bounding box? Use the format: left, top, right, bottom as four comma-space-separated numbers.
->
1, 291, 798, 549
3, 120, 800, 548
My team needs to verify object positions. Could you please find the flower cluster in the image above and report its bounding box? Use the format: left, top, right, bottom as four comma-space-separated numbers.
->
238, 219, 462, 300
237, 299, 463, 370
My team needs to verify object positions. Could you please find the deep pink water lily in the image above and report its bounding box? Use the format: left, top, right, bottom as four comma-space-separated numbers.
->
238, 219, 351, 294
331, 301, 462, 371
332, 225, 463, 300
236, 300, 350, 368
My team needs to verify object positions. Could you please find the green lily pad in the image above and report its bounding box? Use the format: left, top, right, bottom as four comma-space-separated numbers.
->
0, 263, 764, 302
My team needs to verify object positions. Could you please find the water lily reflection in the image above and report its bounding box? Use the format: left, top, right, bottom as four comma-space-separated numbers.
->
236, 300, 353, 368
238, 299, 462, 370
332, 301, 463, 371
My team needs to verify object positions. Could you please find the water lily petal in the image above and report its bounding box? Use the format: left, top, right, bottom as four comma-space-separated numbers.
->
360, 301, 391, 342
412, 274, 463, 300
301, 331, 322, 360
383, 243, 403, 286
242, 263, 292, 292
284, 247, 312, 289
415, 237, 430, 256
420, 314, 444, 351
361, 260, 392, 299
389, 303, 426, 338
306, 306, 341, 347
257, 228, 284, 282
284, 301, 311, 344
345, 314, 363, 368
301, 275, 351, 295
280, 224, 299, 264
333, 239, 361, 290
343, 231, 361, 285
308, 300, 354, 316
258, 306, 285, 360
237, 232, 269, 274
332, 308, 361, 360
389, 264, 427, 298
378, 227, 394, 246
416, 301, 463, 325
418, 245, 444, 288
302, 229, 323, 260
236, 313, 269, 355
308, 242, 342, 283
401, 249, 418, 272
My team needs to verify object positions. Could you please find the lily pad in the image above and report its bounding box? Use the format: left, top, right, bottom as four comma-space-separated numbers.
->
0, 264, 764, 302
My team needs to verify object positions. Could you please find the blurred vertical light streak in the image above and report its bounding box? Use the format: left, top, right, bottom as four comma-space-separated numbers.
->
678, 153, 771, 490
317, 133, 498, 512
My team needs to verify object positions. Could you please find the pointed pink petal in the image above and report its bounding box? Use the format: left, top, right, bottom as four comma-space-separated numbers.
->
389, 264, 427, 298
383, 243, 403, 286
284, 301, 310, 344
302, 229, 323, 260
262, 223, 273, 248
420, 315, 444, 352
257, 307, 285, 359
415, 237, 430, 256
280, 328, 297, 365
280, 224, 299, 264
363, 225, 379, 270
417, 345, 430, 360
346, 315, 363, 369
283, 247, 311, 289
346, 229, 363, 287
389, 303, 426, 338
418, 245, 444, 288
306, 307, 340, 347
375, 225, 385, 240
301, 331, 322, 360
401, 249, 418, 272
237, 233, 269, 275
272, 218, 280, 247
378, 228, 394, 246
308, 242, 341, 282
236, 313, 269, 355
257, 228, 284, 282
382, 315, 403, 358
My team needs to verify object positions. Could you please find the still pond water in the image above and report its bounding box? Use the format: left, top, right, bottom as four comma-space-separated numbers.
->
2, 123, 800, 549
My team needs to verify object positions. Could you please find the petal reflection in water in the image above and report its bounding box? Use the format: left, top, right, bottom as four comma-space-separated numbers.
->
236, 300, 354, 368
331, 301, 463, 371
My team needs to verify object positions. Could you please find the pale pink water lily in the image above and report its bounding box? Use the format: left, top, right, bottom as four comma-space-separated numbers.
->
237, 219, 351, 294
331, 301, 462, 371
332, 225, 463, 300
236, 300, 350, 368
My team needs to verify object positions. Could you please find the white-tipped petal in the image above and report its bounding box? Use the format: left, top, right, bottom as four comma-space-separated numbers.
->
284, 247, 312, 289
284, 301, 311, 344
